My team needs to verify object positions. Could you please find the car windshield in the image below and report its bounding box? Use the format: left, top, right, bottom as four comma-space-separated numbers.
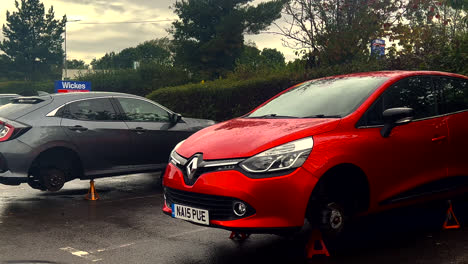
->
247, 76, 389, 118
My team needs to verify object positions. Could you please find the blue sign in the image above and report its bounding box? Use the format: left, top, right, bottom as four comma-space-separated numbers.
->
371, 39, 386, 56
54, 81, 91, 93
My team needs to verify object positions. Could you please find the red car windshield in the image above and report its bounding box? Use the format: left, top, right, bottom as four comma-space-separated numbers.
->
247, 76, 389, 118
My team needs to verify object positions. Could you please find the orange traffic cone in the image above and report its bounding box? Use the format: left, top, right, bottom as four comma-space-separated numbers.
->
85, 180, 99, 201
443, 200, 460, 230
306, 229, 330, 258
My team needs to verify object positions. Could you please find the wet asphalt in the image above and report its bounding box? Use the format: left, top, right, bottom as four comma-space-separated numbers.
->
1, 173, 468, 264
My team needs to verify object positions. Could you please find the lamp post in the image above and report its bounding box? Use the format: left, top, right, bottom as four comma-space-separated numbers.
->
64, 19, 81, 80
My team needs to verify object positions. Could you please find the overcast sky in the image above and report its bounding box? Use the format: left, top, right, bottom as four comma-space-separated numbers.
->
0, 0, 297, 64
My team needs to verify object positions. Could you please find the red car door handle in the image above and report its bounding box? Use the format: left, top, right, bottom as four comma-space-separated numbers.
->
432, 135, 447, 142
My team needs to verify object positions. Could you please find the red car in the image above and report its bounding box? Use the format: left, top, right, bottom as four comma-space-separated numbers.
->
162, 71, 468, 238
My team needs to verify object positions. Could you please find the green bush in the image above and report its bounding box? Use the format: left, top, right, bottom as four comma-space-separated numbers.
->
148, 54, 468, 122
147, 60, 392, 121
147, 73, 297, 121
0, 81, 54, 95
77, 63, 190, 96
78, 70, 146, 95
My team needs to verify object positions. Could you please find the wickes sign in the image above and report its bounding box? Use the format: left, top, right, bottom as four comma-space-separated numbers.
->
54, 81, 91, 93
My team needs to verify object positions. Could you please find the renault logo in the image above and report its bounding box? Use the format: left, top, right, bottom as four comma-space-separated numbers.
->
186, 155, 201, 179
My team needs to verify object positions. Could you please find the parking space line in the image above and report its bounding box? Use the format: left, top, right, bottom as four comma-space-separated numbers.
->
94, 242, 136, 253
60, 246, 103, 262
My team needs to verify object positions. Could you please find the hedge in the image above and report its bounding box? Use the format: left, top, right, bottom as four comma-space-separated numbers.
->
146, 61, 392, 121
147, 72, 300, 121
0, 81, 54, 95
77, 64, 190, 97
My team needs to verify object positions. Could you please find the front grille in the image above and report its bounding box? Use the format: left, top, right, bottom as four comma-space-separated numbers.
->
164, 187, 255, 221
175, 163, 217, 185
171, 152, 244, 186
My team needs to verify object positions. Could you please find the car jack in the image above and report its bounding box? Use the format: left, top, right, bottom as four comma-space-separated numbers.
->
443, 200, 460, 230
85, 180, 99, 201
229, 231, 251, 241
306, 229, 330, 258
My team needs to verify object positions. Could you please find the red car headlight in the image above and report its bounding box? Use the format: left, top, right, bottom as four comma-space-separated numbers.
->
240, 137, 313, 173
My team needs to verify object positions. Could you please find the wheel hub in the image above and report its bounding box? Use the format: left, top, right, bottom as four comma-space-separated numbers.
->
329, 209, 343, 230
41, 168, 66, 192
49, 172, 62, 187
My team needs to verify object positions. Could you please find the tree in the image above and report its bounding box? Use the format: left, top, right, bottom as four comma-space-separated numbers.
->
67, 59, 88, 69
171, 0, 285, 79
261, 48, 285, 67
385, 0, 467, 72
91, 38, 172, 69
136, 38, 173, 66
236, 43, 285, 69
91, 52, 116, 69
233, 42, 286, 78
279, 0, 402, 66
236, 43, 262, 69
0, 55, 10, 79
0, 0, 66, 80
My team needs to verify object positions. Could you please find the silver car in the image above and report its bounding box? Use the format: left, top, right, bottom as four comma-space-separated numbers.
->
0, 94, 19, 106
0, 92, 215, 191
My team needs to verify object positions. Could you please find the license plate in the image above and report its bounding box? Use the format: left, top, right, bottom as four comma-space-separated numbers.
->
172, 204, 209, 225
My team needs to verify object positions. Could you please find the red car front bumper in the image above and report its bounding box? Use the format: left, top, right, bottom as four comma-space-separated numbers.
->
162, 163, 318, 230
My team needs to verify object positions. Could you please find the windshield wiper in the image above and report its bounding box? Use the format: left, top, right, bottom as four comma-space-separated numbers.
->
303, 114, 342, 118
247, 114, 341, 119
248, 114, 299, 119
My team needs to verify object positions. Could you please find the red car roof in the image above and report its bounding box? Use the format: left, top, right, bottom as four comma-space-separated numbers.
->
323, 70, 468, 80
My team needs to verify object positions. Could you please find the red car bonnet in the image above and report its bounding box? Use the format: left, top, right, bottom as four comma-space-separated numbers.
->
176, 118, 341, 160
